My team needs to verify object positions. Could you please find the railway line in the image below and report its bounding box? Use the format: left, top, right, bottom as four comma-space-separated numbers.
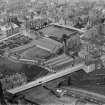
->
62, 87, 105, 104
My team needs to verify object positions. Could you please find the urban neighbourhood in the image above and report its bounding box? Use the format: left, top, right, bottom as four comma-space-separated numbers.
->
1, 0, 105, 105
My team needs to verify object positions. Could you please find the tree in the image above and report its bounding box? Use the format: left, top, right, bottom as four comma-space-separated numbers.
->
0, 81, 6, 105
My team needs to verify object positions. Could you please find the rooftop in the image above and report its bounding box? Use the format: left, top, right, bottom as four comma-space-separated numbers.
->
8, 24, 82, 63
8, 37, 63, 62
21, 86, 78, 105
38, 24, 80, 42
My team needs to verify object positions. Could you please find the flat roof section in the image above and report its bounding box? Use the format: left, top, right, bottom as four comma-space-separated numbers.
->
35, 37, 62, 53
38, 25, 79, 41
20, 46, 51, 61
8, 36, 63, 60
9, 37, 62, 54
9, 40, 37, 54
51, 23, 85, 33
44, 54, 74, 71
44, 54, 70, 65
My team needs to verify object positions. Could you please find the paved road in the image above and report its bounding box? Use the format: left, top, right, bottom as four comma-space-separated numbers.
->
7, 63, 84, 95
